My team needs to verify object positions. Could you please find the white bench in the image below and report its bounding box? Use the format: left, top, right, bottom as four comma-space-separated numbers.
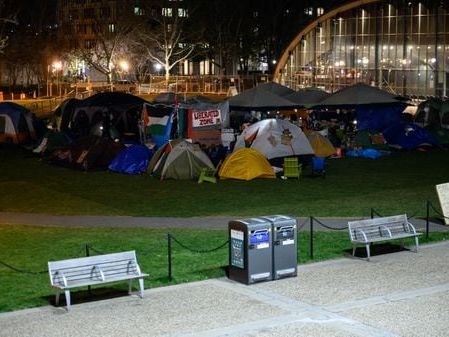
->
348, 214, 422, 261
48, 250, 148, 310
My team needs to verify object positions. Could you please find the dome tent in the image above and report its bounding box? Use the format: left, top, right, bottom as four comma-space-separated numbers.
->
218, 148, 275, 181
0, 102, 36, 144
234, 118, 314, 160
148, 139, 214, 180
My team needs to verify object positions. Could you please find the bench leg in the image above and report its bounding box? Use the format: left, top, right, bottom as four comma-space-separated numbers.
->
415, 236, 419, 253
128, 279, 133, 295
55, 289, 60, 306
65, 290, 71, 311
138, 278, 144, 298
352, 245, 356, 257
365, 244, 371, 261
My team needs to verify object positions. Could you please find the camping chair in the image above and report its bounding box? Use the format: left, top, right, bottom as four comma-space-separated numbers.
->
283, 157, 301, 179
198, 160, 222, 184
312, 156, 326, 177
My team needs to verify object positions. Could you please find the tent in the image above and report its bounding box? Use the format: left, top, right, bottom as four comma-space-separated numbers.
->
383, 123, 439, 150
234, 118, 314, 160
415, 98, 449, 130
70, 92, 149, 140
109, 144, 154, 175
218, 148, 275, 181
0, 102, 36, 144
314, 83, 408, 132
148, 139, 214, 180
307, 131, 336, 157
53, 98, 81, 132
228, 82, 298, 110
46, 135, 125, 171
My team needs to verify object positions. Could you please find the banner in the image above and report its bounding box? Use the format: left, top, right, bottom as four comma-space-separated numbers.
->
192, 110, 221, 128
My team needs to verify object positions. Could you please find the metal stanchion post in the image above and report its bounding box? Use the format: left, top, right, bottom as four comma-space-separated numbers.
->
167, 234, 172, 281
86, 244, 92, 296
426, 200, 430, 239
310, 216, 314, 260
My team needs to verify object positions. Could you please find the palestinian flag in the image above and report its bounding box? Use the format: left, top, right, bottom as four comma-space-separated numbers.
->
143, 103, 174, 135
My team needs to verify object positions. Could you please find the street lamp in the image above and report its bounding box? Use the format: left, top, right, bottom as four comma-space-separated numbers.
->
53, 61, 62, 97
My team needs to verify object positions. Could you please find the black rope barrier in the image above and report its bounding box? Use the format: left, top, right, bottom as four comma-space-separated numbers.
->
429, 201, 449, 220
0, 260, 47, 275
170, 235, 229, 253
311, 217, 348, 231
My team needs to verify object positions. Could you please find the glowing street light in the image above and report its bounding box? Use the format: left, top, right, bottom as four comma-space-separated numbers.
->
53, 61, 63, 97
119, 60, 129, 73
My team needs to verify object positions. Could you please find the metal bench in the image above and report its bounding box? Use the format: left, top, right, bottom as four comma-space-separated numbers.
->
348, 214, 422, 261
48, 250, 148, 310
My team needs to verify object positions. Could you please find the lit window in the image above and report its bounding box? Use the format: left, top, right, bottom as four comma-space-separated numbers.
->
317, 8, 324, 16
162, 8, 173, 17
134, 6, 144, 15
108, 24, 115, 33
305, 7, 313, 16
178, 8, 188, 17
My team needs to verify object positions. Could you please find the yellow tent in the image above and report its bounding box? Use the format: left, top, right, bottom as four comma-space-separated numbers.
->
219, 148, 275, 181
307, 132, 336, 158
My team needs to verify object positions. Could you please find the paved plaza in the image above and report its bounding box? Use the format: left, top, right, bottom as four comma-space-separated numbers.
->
1, 240, 448, 337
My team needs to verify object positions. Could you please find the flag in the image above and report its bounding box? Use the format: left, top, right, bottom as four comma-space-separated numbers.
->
141, 103, 150, 127
144, 103, 173, 135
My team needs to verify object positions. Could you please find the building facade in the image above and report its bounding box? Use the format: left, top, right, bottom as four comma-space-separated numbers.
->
275, 0, 449, 99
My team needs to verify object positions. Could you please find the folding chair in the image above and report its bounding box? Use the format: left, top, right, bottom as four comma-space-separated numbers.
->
198, 160, 222, 184
283, 157, 301, 179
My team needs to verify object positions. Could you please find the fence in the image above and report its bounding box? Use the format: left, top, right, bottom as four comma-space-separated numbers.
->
1, 201, 448, 282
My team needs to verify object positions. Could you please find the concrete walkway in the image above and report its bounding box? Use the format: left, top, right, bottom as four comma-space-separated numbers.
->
0, 212, 447, 232
1, 241, 449, 337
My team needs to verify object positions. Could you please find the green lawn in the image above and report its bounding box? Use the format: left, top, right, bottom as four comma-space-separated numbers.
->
1, 146, 449, 312
1, 147, 448, 217
1, 224, 447, 312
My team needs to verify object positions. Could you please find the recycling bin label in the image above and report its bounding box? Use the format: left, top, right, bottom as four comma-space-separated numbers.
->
250, 230, 270, 249
230, 229, 244, 268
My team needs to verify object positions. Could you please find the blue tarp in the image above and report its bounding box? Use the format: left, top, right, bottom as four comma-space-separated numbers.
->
346, 149, 384, 159
109, 144, 154, 175
383, 123, 439, 150
356, 103, 406, 131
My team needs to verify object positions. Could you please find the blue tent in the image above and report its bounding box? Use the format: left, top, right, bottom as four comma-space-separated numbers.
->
356, 103, 407, 131
109, 144, 154, 175
383, 123, 439, 150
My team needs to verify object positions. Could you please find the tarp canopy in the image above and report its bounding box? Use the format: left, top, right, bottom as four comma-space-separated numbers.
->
218, 148, 275, 181
285, 88, 330, 108
314, 83, 407, 107
383, 123, 439, 150
228, 82, 298, 110
148, 139, 214, 180
109, 144, 154, 175
0, 102, 36, 144
234, 118, 314, 160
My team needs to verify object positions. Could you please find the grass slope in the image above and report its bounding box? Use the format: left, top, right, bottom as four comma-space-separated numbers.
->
1, 147, 448, 217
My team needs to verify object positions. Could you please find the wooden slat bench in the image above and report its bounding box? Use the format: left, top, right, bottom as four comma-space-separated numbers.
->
348, 214, 422, 261
48, 250, 148, 310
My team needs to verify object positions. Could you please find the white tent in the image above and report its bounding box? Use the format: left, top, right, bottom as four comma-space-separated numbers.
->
234, 119, 314, 159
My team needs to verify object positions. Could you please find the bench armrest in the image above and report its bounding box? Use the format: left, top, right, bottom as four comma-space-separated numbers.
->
353, 228, 368, 242
91, 265, 105, 281
53, 271, 68, 287
406, 221, 418, 235
379, 225, 392, 238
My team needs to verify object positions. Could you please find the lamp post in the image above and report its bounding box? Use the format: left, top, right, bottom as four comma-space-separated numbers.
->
53, 61, 62, 97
